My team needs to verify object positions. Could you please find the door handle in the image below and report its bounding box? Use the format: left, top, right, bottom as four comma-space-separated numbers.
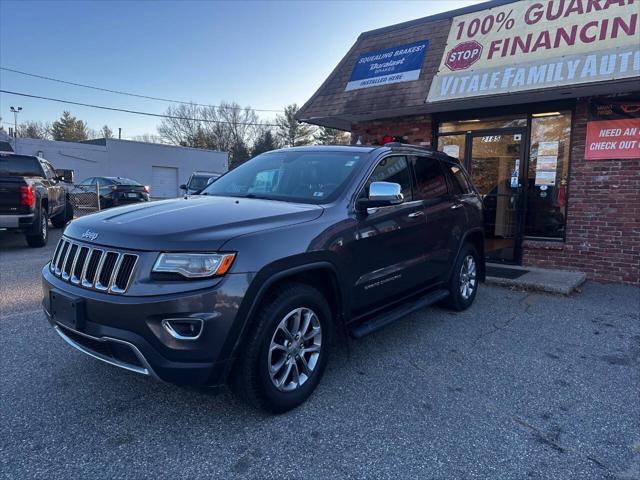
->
451, 204, 464, 210
407, 211, 424, 218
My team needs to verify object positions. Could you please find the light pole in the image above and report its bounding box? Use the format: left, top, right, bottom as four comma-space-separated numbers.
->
10, 106, 22, 138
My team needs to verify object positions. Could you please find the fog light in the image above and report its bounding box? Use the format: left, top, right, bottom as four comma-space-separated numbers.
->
162, 318, 203, 340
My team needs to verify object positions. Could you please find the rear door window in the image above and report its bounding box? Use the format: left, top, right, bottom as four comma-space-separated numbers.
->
411, 156, 448, 201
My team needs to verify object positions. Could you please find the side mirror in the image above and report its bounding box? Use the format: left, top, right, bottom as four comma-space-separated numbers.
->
206, 176, 217, 185
356, 182, 404, 211
179, 184, 187, 190
55, 169, 74, 183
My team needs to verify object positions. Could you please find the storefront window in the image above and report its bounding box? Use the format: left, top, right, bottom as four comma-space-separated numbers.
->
438, 134, 465, 161
439, 115, 526, 134
525, 112, 572, 240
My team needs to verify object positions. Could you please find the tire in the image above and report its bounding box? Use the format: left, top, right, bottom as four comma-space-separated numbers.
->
230, 282, 333, 413
26, 209, 48, 248
442, 243, 479, 311
51, 200, 73, 228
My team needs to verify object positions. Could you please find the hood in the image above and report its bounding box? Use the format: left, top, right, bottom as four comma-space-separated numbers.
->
64, 195, 324, 251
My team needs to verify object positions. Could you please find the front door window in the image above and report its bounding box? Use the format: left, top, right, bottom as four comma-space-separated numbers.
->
470, 133, 523, 263
352, 156, 428, 312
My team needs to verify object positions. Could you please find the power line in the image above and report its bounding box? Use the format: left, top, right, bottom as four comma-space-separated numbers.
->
0, 89, 280, 127
0, 67, 283, 113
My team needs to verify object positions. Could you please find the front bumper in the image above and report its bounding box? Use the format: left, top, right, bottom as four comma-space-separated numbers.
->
42, 265, 252, 386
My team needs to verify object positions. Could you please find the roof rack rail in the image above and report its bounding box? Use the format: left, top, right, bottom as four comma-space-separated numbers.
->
384, 142, 434, 150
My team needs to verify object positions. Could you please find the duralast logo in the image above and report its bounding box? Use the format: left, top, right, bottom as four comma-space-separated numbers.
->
81, 229, 99, 241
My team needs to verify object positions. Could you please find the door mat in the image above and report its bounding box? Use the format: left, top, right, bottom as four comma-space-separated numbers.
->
486, 266, 528, 279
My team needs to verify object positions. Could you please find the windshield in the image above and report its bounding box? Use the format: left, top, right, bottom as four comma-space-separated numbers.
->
200, 150, 364, 204
189, 175, 218, 191
0, 155, 43, 177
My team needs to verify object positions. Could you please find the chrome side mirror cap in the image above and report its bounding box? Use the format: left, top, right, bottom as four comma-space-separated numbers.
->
356, 181, 404, 211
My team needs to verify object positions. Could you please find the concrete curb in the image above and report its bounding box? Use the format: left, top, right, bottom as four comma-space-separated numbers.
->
485, 264, 587, 295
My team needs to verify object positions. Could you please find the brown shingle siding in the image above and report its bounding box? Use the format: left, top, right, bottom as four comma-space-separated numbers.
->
297, 16, 452, 123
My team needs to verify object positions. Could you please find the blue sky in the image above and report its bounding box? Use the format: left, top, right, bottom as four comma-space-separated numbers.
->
0, 0, 480, 138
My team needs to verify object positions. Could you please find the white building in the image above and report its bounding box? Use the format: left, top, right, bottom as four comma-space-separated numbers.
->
7, 136, 228, 198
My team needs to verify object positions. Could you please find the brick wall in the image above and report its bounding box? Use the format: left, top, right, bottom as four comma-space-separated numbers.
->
523, 100, 640, 286
352, 116, 433, 146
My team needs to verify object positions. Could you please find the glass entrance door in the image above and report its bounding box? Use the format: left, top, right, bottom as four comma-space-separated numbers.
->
468, 131, 525, 263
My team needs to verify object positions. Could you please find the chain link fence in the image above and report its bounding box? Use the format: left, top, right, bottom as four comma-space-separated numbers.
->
63, 184, 102, 218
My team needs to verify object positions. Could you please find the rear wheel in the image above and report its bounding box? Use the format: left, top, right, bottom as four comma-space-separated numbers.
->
230, 283, 332, 413
443, 243, 479, 311
26, 209, 48, 248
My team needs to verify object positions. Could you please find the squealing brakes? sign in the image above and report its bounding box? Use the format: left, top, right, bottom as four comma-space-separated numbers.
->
346, 40, 429, 91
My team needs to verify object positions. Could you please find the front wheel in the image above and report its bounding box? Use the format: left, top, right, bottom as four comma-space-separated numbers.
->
443, 243, 479, 311
26, 209, 48, 248
230, 283, 332, 413
51, 200, 74, 228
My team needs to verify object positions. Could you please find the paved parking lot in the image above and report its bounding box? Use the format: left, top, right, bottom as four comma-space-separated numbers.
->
1, 228, 639, 479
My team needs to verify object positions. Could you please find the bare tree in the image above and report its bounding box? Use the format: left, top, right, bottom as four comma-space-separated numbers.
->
18, 121, 51, 139
157, 103, 206, 147
156, 101, 262, 167
131, 133, 164, 144
100, 125, 114, 138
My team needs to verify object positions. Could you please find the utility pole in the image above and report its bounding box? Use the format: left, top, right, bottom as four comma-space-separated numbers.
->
10, 106, 22, 138
118, 127, 121, 139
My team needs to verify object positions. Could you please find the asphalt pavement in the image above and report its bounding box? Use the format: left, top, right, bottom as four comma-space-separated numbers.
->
1, 227, 639, 479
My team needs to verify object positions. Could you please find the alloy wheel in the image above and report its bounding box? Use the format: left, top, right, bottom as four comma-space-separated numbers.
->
268, 307, 322, 392
459, 254, 477, 300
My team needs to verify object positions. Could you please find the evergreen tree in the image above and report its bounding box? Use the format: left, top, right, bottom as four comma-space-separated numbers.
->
51, 111, 89, 142
251, 129, 280, 157
276, 104, 315, 147
230, 140, 251, 169
315, 126, 351, 145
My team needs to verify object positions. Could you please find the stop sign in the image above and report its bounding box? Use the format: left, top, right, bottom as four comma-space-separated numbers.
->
445, 41, 483, 71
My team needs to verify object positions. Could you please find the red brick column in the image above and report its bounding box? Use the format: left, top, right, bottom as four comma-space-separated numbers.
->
523, 100, 640, 286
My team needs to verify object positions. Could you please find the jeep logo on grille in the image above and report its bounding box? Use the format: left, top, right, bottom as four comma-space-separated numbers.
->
81, 229, 99, 241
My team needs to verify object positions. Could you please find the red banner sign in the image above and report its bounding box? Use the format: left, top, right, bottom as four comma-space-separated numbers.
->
585, 119, 640, 161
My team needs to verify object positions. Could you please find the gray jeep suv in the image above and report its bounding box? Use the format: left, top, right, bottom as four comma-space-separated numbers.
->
42, 144, 484, 412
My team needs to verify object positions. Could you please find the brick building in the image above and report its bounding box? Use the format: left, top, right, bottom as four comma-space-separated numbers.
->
298, 0, 640, 285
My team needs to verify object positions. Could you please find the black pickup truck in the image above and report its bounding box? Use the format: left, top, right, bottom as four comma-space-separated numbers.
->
0, 153, 74, 247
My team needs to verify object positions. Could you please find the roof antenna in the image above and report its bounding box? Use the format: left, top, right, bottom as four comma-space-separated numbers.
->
356, 135, 362, 145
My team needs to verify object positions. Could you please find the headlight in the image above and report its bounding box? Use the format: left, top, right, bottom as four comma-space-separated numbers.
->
153, 253, 236, 278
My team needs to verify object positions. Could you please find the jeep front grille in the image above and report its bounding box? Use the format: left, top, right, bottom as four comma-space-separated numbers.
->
50, 238, 138, 294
